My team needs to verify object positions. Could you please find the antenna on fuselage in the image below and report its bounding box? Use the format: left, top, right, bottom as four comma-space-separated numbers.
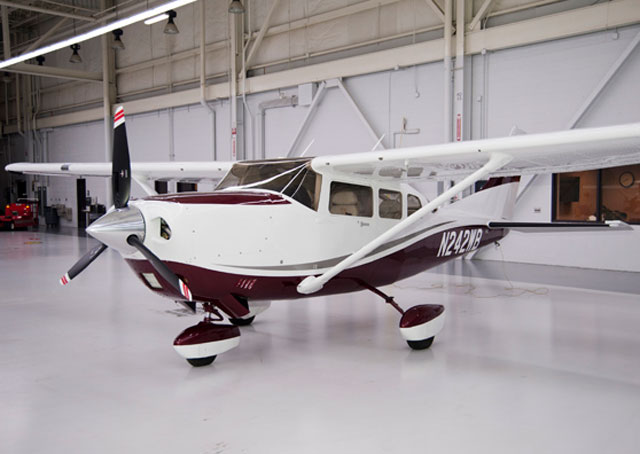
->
369, 134, 385, 152
299, 139, 315, 157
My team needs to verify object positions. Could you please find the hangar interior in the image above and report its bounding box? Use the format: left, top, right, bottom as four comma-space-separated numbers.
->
1, 1, 639, 453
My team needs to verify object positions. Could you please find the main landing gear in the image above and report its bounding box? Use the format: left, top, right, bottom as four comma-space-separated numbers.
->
173, 303, 241, 367
359, 281, 446, 350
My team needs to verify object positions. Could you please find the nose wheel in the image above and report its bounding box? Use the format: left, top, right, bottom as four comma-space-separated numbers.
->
173, 303, 241, 367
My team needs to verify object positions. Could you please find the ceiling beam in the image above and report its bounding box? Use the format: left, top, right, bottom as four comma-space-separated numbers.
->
468, 0, 495, 31
4, 63, 102, 82
5, 0, 640, 133
244, 0, 281, 70
0, 0, 97, 22
423, 0, 445, 23
23, 17, 69, 53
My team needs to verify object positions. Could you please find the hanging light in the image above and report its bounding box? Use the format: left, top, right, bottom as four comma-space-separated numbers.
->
228, 0, 245, 14
35, 55, 45, 66
164, 10, 179, 34
112, 29, 125, 50
69, 44, 82, 63
0, 0, 198, 70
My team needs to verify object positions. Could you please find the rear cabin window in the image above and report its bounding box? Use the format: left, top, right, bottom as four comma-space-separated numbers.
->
407, 194, 422, 216
379, 189, 402, 219
329, 182, 373, 217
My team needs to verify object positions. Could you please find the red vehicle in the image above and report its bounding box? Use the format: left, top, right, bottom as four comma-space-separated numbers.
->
1, 199, 39, 230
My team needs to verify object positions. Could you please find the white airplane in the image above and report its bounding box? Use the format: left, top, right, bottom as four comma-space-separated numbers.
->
7, 106, 640, 367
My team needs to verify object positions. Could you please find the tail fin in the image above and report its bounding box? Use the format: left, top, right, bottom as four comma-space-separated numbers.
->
451, 176, 520, 220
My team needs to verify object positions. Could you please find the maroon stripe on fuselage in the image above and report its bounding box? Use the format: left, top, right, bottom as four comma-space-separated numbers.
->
145, 191, 290, 205
126, 225, 507, 317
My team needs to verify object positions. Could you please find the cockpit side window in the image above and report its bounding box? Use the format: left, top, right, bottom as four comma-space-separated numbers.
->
329, 182, 373, 217
282, 168, 322, 210
215, 159, 322, 210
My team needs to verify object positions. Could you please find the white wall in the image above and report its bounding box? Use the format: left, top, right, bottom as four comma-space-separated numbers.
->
472, 25, 640, 272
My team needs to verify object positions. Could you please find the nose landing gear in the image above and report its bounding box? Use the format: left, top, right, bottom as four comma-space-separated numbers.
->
173, 303, 241, 367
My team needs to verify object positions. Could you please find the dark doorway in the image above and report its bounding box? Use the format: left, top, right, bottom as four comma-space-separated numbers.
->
16, 180, 27, 199
77, 178, 87, 229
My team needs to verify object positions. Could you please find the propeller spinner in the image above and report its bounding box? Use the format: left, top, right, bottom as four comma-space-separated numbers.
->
59, 106, 193, 301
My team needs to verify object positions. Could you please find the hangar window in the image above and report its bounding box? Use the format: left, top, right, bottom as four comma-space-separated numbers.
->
379, 189, 402, 219
330, 182, 373, 217
215, 158, 321, 210
553, 164, 640, 223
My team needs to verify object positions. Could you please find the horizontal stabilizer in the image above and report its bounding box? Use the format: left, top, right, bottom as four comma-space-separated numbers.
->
487, 220, 632, 232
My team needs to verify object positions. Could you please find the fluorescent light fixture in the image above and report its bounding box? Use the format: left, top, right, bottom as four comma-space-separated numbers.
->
0, 0, 196, 70
144, 13, 169, 25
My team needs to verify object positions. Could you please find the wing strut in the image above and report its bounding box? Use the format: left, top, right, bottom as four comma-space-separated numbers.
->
297, 152, 513, 295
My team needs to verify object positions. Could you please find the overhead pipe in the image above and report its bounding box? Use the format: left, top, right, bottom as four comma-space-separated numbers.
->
199, 0, 217, 161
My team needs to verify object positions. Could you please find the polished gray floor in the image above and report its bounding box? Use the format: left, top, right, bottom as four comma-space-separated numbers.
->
1, 229, 639, 454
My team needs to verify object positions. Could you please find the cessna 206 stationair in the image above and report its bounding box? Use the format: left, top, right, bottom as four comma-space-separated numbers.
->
7, 107, 640, 367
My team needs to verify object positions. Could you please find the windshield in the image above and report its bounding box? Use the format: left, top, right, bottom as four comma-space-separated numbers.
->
215, 158, 322, 210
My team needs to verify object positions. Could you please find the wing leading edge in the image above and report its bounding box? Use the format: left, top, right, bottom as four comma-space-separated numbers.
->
311, 122, 640, 182
7, 123, 640, 183
5, 161, 234, 183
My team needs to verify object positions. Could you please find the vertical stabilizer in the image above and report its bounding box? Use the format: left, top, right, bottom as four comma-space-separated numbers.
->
449, 177, 520, 220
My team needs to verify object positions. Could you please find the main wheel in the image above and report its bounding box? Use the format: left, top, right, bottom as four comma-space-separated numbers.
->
186, 355, 217, 367
10, 222, 15, 231
407, 337, 434, 350
229, 316, 255, 326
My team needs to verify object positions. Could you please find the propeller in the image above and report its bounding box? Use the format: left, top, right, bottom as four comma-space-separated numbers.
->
58, 106, 193, 302
112, 106, 131, 209
59, 243, 107, 285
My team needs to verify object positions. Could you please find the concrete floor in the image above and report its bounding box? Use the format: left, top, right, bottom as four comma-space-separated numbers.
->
1, 229, 639, 454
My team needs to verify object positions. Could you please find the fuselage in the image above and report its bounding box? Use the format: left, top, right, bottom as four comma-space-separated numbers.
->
103, 159, 512, 317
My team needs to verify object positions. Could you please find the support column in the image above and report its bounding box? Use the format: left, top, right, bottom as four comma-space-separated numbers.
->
440, 0, 453, 196
1, 5, 10, 59
453, 0, 465, 142
101, 0, 116, 206
229, 10, 243, 160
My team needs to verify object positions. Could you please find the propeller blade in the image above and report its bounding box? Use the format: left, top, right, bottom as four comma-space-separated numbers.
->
112, 106, 131, 209
126, 235, 193, 301
60, 242, 108, 285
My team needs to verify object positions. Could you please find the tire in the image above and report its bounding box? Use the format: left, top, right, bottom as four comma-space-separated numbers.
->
407, 337, 434, 350
10, 222, 15, 231
229, 316, 255, 326
187, 355, 217, 367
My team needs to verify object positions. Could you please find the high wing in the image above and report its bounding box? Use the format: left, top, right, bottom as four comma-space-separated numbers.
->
5, 161, 233, 183
7, 123, 639, 183
311, 122, 640, 181
298, 123, 640, 295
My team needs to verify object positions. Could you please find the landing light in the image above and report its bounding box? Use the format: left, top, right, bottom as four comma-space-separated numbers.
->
142, 273, 163, 289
